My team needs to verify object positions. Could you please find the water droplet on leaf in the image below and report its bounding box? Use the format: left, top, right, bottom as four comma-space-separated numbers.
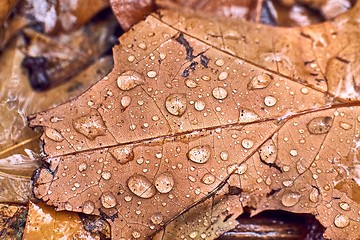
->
281, 190, 301, 207
334, 214, 350, 228
117, 70, 145, 91
212, 87, 228, 100
306, 116, 333, 134
154, 172, 174, 193
127, 174, 156, 199
101, 192, 117, 209
109, 146, 134, 164
72, 111, 107, 140
187, 145, 211, 164
165, 93, 187, 116
82, 200, 95, 214
248, 73, 272, 90
45, 128, 64, 142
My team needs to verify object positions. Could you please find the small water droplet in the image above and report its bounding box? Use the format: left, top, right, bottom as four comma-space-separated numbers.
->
137, 42, 147, 50
127, 174, 156, 199
238, 108, 259, 123
241, 138, 254, 149
220, 151, 229, 161
226, 163, 247, 175
189, 231, 199, 239
309, 187, 320, 203
100, 192, 117, 208
201, 173, 216, 185
159, 52, 167, 60
306, 116, 333, 134
264, 96, 277, 107
127, 55, 135, 62
132, 230, 141, 239
248, 73, 272, 90
334, 214, 350, 228
185, 79, 198, 88
124, 195, 132, 202
155, 172, 174, 193
64, 202, 73, 211
147, 70, 157, 78
339, 202, 350, 211
165, 93, 187, 116
339, 121, 352, 130
45, 128, 64, 142
101, 171, 112, 180
194, 101, 206, 111
281, 191, 301, 207
201, 75, 211, 81
117, 70, 145, 91
215, 59, 225, 66
78, 162, 87, 172
301, 87, 309, 94
150, 212, 163, 225
187, 145, 211, 164
289, 149, 298, 156
212, 87, 228, 100
296, 161, 306, 174
82, 200, 95, 214
120, 96, 132, 108
218, 71, 228, 81
73, 111, 107, 140
109, 146, 134, 164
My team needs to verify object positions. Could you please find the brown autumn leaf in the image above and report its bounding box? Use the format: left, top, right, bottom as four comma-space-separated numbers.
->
22, 201, 101, 240
29, 3, 360, 240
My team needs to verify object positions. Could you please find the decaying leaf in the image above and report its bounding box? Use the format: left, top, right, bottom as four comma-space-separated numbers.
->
29, 2, 360, 240
22, 201, 101, 240
0, 203, 27, 240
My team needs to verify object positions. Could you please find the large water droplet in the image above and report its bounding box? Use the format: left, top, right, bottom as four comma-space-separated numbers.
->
100, 192, 117, 209
241, 138, 254, 149
247, 73, 272, 90
109, 145, 134, 164
201, 173, 216, 185
334, 214, 350, 228
187, 145, 211, 164
339, 202, 350, 211
45, 128, 64, 142
154, 172, 174, 193
127, 174, 156, 199
132, 230, 141, 239
165, 93, 187, 116
259, 139, 277, 164
238, 108, 259, 123
306, 116, 333, 134
82, 200, 95, 214
150, 212, 164, 225
212, 87, 228, 100
281, 190, 301, 207
117, 70, 145, 91
72, 111, 107, 140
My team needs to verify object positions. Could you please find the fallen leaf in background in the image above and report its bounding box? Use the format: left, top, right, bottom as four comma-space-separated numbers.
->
110, 0, 155, 31
21, 13, 117, 90
22, 201, 101, 240
29, 1, 360, 239
156, 0, 261, 21
19, 0, 109, 33
0, 203, 27, 240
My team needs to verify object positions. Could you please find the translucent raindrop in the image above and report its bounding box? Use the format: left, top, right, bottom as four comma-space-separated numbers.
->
154, 172, 174, 193
306, 116, 333, 134
45, 128, 64, 142
127, 174, 156, 199
187, 145, 211, 164
247, 73, 272, 90
117, 70, 145, 91
165, 93, 187, 116
72, 112, 107, 140
100, 192, 117, 209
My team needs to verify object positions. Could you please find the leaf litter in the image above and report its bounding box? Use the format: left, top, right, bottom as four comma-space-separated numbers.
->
29, 2, 360, 240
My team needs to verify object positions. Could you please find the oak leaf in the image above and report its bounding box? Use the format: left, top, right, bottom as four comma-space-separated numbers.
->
30, 3, 360, 240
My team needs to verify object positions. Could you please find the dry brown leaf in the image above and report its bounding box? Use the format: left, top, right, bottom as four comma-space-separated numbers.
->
29, 3, 360, 240
22, 201, 101, 240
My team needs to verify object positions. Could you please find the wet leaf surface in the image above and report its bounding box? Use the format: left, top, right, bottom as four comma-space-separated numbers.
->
0, 203, 27, 240
22, 201, 101, 240
29, 2, 360, 240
